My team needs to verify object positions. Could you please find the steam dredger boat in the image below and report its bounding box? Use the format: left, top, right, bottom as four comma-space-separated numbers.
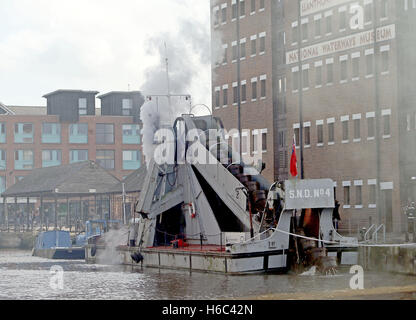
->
85, 114, 358, 274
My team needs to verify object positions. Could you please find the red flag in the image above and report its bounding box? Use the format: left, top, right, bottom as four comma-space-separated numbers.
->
290, 135, 298, 177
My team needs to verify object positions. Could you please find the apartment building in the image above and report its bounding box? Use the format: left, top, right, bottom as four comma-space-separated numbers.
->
0, 90, 144, 198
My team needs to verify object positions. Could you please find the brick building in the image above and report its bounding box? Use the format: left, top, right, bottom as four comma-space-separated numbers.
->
211, 0, 416, 233
0, 89, 144, 198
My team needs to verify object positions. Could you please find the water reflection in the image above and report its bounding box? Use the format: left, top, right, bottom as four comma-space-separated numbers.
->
0, 250, 415, 300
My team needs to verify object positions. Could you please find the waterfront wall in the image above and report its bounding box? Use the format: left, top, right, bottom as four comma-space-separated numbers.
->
0, 233, 35, 250
359, 246, 416, 276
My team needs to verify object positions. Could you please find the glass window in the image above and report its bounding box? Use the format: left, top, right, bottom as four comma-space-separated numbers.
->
261, 79, 266, 97
383, 115, 391, 136
96, 124, 114, 144
232, 2, 237, 19
327, 63, 333, 84
259, 35, 265, 53
259, 0, 264, 10
251, 38, 257, 55
366, 54, 374, 76
221, 7, 227, 23
262, 132, 267, 152
369, 185, 376, 205
215, 90, 220, 108
223, 88, 228, 106
316, 65, 322, 86
293, 70, 299, 91
356, 186, 362, 205
295, 128, 300, 147
381, 51, 389, 73
240, 42, 246, 59
344, 186, 350, 205
96, 150, 115, 170
292, 25, 299, 44
315, 18, 321, 37
342, 121, 349, 141
0, 123, 5, 134
368, 117, 375, 138
317, 125, 323, 144
328, 123, 335, 143
326, 15, 332, 34
252, 81, 258, 100
340, 60, 347, 81
251, 0, 256, 13
232, 44, 238, 61
79, 98, 87, 115
122, 99, 133, 116
241, 83, 247, 102
302, 22, 308, 41
364, 3, 372, 23
70, 150, 88, 163
354, 119, 361, 140
303, 69, 309, 88
352, 57, 360, 78
304, 127, 311, 146
240, 0, 246, 16
339, 11, 346, 30
233, 86, 238, 104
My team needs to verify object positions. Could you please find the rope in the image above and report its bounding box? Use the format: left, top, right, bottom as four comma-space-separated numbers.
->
273, 228, 416, 248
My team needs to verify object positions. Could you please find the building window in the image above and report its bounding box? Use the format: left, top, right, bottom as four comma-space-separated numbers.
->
222, 45, 228, 64
314, 15, 321, 37
381, 0, 388, 19
326, 60, 333, 85
342, 120, 349, 142
325, 12, 332, 35
304, 126, 311, 146
292, 67, 299, 91
301, 19, 308, 42
96, 124, 114, 145
260, 77, 266, 98
122, 99, 133, 116
253, 132, 259, 153
14, 150, 34, 170
240, 0, 246, 17
42, 123, 61, 144
315, 63, 322, 87
294, 127, 300, 147
261, 130, 267, 152
215, 89, 220, 108
339, 9, 347, 30
381, 46, 390, 74
123, 150, 141, 170
302, 66, 309, 90
344, 186, 350, 205
364, 2, 372, 24
251, 0, 256, 13
0, 123, 5, 144
340, 56, 348, 82
383, 114, 391, 137
14, 123, 33, 144
0, 176, 5, 194
328, 122, 335, 143
366, 51, 374, 77
42, 150, 62, 168
251, 79, 258, 100
356, 185, 362, 206
69, 123, 88, 144
0, 149, 6, 170
352, 53, 360, 79
251, 36, 257, 56
354, 118, 361, 140
241, 82, 247, 102
367, 116, 375, 139
78, 98, 87, 115
96, 150, 115, 170
240, 39, 246, 59
221, 5, 227, 24
232, 1, 237, 20
70, 150, 88, 163
369, 184, 376, 206
259, 0, 265, 11
122, 124, 141, 144
259, 33, 266, 54
233, 84, 238, 104
213, 7, 220, 26
292, 22, 299, 45
242, 134, 248, 155
232, 42, 238, 61
223, 87, 229, 106
317, 123, 324, 144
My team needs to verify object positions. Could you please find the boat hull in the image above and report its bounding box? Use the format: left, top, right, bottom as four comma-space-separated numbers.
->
85, 244, 289, 274
32, 247, 85, 260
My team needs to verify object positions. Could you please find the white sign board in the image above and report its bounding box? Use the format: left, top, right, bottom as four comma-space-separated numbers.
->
286, 24, 396, 65
301, 0, 352, 16
285, 179, 335, 210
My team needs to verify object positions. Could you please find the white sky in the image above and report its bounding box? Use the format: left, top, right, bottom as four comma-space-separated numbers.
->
0, 0, 212, 109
